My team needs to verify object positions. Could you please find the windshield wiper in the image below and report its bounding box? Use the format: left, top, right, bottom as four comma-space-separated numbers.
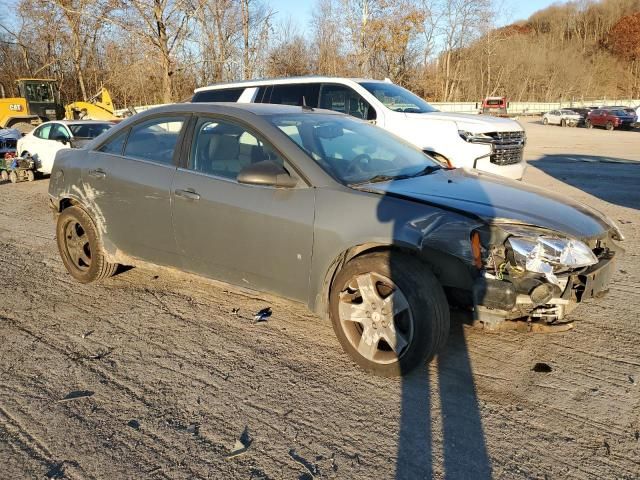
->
408, 165, 442, 177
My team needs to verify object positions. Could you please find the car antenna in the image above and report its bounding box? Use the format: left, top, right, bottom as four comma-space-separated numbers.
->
301, 96, 314, 111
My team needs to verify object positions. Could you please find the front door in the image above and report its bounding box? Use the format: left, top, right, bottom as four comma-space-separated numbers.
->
171, 116, 315, 302
82, 115, 188, 267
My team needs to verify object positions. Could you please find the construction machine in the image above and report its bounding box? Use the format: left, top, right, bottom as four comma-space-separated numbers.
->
0, 78, 64, 133
65, 87, 118, 121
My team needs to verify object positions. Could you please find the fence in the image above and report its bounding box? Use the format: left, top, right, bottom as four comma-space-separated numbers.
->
432, 99, 640, 115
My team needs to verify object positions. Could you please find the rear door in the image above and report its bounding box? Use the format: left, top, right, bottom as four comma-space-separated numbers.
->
85, 115, 189, 267
171, 115, 315, 301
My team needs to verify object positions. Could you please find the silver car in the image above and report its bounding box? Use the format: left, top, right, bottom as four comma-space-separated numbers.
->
542, 109, 582, 127
48, 103, 623, 376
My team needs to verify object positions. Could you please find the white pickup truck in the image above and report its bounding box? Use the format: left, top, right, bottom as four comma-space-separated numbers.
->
192, 77, 527, 180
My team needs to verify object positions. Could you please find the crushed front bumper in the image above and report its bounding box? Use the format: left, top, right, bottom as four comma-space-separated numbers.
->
474, 253, 617, 324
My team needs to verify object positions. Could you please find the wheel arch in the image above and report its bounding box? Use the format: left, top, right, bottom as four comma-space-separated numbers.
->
311, 241, 473, 317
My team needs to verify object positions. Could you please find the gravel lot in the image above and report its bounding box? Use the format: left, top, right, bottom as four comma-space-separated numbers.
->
1, 117, 639, 479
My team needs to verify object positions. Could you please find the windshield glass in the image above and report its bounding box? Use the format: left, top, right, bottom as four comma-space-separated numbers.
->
268, 113, 440, 185
24, 82, 55, 103
358, 82, 438, 114
69, 123, 113, 138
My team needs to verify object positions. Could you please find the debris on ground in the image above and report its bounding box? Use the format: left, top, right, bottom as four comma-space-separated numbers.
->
57, 390, 94, 402
45, 461, 66, 479
254, 307, 272, 322
532, 362, 553, 373
225, 426, 252, 459
127, 419, 140, 430
231, 307, 240, 315
288, 449, 320, 477
81, 330, 94, 339
186, 423, 199, 435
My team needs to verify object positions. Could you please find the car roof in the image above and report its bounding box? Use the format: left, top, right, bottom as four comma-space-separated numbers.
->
193, 76, 386, 93
39, 120, 114, 126
151, 101, 344, 117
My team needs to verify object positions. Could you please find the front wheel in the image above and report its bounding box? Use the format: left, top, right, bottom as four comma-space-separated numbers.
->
606, 121, 614, 131
585, 119, 592, 129
0, 170, 7, 182
26, 170, 35, 182
561, 119, 566, 127
329, 252, 450, 377
542, 117, 548, 125
56, 205, 118, 283
9, 171, 17, 183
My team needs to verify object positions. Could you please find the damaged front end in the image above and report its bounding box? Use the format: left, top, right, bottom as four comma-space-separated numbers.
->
471, 222, 623, 327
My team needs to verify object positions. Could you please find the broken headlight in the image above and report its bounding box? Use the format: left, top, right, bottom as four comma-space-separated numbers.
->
507, 235, 598, 285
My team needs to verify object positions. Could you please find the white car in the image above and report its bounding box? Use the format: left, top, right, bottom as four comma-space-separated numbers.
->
542, 109, 582, 127
17, 120, 114, 174
192, 77, 527, 180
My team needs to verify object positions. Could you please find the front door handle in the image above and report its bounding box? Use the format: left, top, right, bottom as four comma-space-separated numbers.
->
175, 189, 200, 201
88, 168, 106, 179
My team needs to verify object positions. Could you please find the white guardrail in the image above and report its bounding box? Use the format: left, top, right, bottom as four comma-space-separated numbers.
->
432, 99, 640, 115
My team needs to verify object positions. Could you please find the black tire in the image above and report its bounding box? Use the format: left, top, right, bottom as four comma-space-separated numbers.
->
542, 117, 548, 125
0, 170, 7, 182
26, 170, 35, 182
9, 121, 34, 134
585, 119, 592, 129
56, 205, 118, 283
560, 119, 566, 127
9, 171, 17, 183
606, 121, 614, 131
329, 251, 450, 377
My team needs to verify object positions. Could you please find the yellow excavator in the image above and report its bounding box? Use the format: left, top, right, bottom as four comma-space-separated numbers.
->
1, 79, 118, 133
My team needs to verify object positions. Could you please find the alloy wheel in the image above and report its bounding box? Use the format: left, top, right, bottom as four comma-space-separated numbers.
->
63, 220, 92, 271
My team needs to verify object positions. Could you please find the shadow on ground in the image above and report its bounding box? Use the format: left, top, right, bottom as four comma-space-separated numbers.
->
530, 154, 640, 211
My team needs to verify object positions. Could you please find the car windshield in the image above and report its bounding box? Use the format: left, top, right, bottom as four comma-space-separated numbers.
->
68, 123, 113, 138
358, 82, 439, 114
268, 113, 441, 185
561, 110, 577, 114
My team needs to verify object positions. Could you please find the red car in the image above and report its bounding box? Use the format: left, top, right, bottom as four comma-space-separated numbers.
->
586, 108, 637, 130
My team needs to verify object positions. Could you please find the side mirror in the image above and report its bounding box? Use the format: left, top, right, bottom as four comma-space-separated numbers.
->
237, 160, 298, 188
53, 134, 68, 145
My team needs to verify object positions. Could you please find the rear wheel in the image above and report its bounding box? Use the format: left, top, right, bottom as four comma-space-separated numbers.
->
606, 121, 614, 131
542, 117, 548, 125
585, 119, 592, 129
9, 171, 17, 183
26, 170, 35, 182
329, 251, 450, 377
56, 205, 118, 283
560, 119, 566, 127
0, 170, 7, 182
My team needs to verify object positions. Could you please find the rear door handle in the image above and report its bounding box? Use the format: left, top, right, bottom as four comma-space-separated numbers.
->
175, 189, 200, 201
88, 168, 106, 178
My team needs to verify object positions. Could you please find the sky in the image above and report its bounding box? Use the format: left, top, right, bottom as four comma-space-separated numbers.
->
267, 0, 568, 30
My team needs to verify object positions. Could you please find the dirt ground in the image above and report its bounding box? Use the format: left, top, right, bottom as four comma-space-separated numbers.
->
1, 117, 639, 480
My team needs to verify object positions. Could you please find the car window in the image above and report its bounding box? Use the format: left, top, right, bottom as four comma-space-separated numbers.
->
68, 123, 112, 138
97, 129, 128, 155
192, 88, 245, 103
269, 113, 440, 185
189, 117, 284, 181
123, 117, 185, 165
319, 84, 376, 120
49, 123, 70, 141
358, 82, 438, 114
255, 86, 272, 103
34, 124, 52, 139
266, 84, 320, 107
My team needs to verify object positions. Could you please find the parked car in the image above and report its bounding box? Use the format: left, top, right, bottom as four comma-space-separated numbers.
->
586, 109, 637, 131
542, 109, 582, 127
192, 77, 527, 180
48, 103, 623, 376
568, 107, 595, 126
17, 120, 114, 174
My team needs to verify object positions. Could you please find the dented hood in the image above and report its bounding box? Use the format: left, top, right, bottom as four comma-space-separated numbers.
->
359, 168, 612, 240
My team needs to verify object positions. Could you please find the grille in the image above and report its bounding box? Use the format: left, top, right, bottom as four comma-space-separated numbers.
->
486, 131, 525, 166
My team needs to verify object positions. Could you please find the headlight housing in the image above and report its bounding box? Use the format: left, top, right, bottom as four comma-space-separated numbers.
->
507, 235, 598, 284
458, 130, 493, 143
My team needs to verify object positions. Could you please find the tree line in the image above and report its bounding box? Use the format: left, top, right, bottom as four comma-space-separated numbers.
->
0, 0, 639, 109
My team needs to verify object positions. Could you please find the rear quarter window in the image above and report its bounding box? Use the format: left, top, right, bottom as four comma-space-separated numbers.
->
192, 88, 245, 103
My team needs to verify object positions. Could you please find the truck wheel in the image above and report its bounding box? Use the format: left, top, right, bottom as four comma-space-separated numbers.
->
606, 121, 614, 131
9, 171, 17, 183
9, 121, 34, 134
329, 251, 450, 377
561, 119, 566, 127
56, 205, 118, 283
0, 170, 7, 182
543, 117, 548, 125
27, 170, 35, 182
